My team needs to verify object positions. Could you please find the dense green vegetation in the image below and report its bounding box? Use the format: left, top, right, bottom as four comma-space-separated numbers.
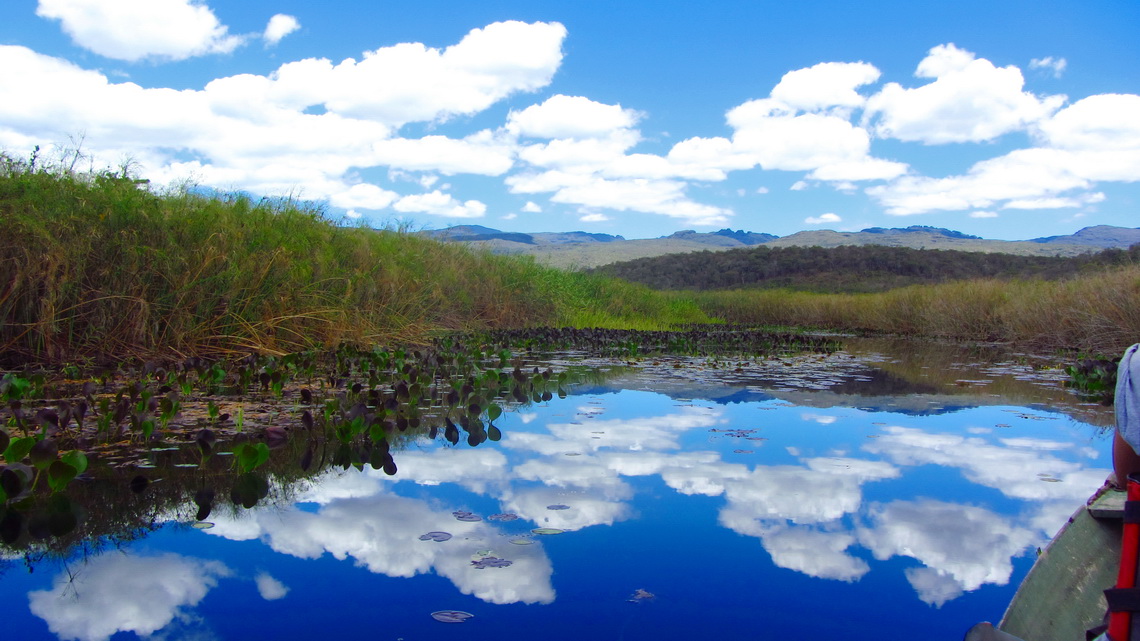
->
690, 269, 1140, 354
0, 153, 707, 365
592, 243, 1140, 293
2, 152, 1137, 363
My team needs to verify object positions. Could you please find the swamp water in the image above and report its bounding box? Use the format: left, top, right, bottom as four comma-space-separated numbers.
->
0, 338, 1115, 640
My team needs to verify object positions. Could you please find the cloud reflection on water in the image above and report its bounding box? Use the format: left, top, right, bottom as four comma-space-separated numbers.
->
207, 484, 556, 605
31, 396, 1108, 641
28, 553, 230, 641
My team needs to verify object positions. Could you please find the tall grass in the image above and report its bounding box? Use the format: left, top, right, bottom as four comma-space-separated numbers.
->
692, 267, 1140, 355
0, 155, 707, 364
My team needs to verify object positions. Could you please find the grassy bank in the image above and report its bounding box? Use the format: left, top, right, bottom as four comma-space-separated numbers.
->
689, 267, 1140, 355
0, 156, 708, 364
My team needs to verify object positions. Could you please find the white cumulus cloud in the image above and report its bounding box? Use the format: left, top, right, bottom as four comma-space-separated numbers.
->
508, 94, 641, 139
264, 14, 300, 45
805, 213, 842, 225
28, 553, 230, 641
36, 0, 245, 62
770, 61, 881, 112
255, 572, 290, 600
393, 190, 487, 218
864, 43, 1067, 144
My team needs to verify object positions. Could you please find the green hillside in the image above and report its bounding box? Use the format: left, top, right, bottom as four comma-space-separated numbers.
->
593, 243, 1140, 293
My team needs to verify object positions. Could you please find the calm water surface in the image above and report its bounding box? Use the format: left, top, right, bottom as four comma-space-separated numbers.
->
1, 339, 1115, 640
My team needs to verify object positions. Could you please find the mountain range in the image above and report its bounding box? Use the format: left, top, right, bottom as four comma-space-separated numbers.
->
420, 224, 1140, 269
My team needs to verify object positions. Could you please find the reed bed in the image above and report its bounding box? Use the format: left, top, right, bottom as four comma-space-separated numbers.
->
0, 156, 707, 365
691, 266, 1140, 355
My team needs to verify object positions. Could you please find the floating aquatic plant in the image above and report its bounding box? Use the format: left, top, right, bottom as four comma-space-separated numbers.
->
486, 513, 519, 521
430, 610, 474, 623
471, 556, 512, 569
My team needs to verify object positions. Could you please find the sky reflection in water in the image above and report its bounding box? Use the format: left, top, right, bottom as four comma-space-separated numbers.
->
3, 374, 1113, 640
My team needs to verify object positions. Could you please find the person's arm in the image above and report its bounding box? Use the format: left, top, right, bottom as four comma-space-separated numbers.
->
1113, 429, 1140, 488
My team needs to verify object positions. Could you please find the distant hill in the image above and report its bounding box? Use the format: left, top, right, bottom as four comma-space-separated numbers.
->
1031, 225, 1140, 247
591, 242, 1140, 293
418, 224, 1140, 269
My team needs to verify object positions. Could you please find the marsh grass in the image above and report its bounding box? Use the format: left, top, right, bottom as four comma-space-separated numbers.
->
692, 267, 1140, 354
0, 155, 707, 364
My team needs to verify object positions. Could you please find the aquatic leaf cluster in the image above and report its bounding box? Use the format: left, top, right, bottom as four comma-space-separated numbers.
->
0, 336, 594, 543
1065, 356, 1119, 404
464, 325, 841, 359
0, 326, 840, 554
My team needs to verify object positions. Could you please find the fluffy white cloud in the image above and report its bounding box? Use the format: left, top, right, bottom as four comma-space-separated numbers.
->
255, 572, 290, 600
770, 61, 881, 112
0, 20, 566, 215
805, 213, 841, 225
857, 500, 1038, 604
371, 132, 517, 176
1038, 94, 1140, 152
503, 98, 739, 224
728, 99, 872, 171
720, 457, 899, 526
866, 148, 1097, 215
264, 14, 300, 45
862, 425, 1108, 503
28, 553, 230, 641
329, 183, 400, 210
755, 524, 870, 582
522, 201, 542, 213
393, 190, 487, 218
209, 490, 556, 605
36, 0, 244, 62
500, 487, 632, 531
505, 406, 726, 454
864, 44, 1066, 144
905, 567, 966, 607
507, 172, 732, 226
508, 94, 641, 138
253, 20, 566, 126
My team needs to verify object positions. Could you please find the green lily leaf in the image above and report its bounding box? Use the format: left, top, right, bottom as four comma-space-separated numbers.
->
233, 442, 269, 473
4, 436, 36, 464
29, 438, 59, 470
47, 459, 78, 493
61, 450, 88, 475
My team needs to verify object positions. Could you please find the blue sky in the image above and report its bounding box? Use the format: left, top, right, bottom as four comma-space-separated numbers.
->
1, 0, 1137, 240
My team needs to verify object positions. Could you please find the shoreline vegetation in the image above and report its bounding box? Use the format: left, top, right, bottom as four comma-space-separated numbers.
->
3, 153, 1138, 367
0, 153, 706, 366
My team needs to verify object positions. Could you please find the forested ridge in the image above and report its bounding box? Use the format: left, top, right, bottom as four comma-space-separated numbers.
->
591, 243, 1140, 292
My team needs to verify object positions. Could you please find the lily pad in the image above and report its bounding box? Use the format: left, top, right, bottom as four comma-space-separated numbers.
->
471, 556, 512, 569
419, 531, 452, 542
191, 522, 215, 529
508, 538, 535, 545
431, 610, 474, 624
487, 513, 519, 522
532, 528, 564, 535
453, 510, 482, 522
546, 504, 570, 510
628, 588, 656, 602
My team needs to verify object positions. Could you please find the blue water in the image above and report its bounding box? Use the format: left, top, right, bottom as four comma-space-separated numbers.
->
0, 372, 1113, 640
